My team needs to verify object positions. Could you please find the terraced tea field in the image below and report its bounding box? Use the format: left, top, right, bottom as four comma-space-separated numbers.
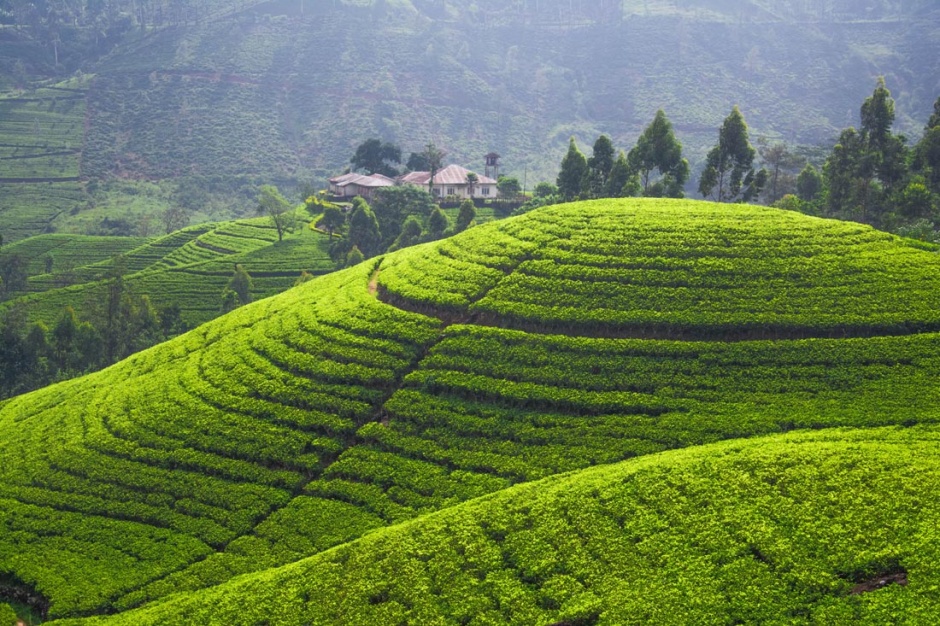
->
2, 215, 333, 328
3, 199, 940, 623
0, 79, 89, 241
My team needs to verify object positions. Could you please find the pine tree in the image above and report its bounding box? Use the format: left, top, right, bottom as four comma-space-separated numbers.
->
557, 137, 589, 201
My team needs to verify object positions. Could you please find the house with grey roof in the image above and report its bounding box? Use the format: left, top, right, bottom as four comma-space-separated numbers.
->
328, 172, 396, 199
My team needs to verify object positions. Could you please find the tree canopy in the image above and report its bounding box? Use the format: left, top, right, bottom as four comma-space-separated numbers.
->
557, 137, 588, 201
350, 139, 402, 177
699, 106, 766, 202
628, 110, 689, 198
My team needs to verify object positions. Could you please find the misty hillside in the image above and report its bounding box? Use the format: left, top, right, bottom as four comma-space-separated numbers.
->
1, 0, 938, 196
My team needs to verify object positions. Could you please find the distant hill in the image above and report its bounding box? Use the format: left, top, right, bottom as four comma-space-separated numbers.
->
4, 199, 940, 621
0, 0, 938, 239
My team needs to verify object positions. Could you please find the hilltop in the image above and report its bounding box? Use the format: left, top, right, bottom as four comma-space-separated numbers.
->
2, 199, 940, 621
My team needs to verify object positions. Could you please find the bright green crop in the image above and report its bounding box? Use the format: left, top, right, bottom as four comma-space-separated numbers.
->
4, 199, 940, 621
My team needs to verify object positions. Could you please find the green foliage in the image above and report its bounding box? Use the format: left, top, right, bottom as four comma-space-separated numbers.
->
698, 106, 764, 202
586, 134, 615, 197
350, 139, 401, 178
797, 163, 824, 202
318, 206, 345, 239
556, 137, 588, 201
347, 199, 382, 259
256, 185, 296, 242
534, 182, 557, 198
427, 207, 449, 240
345, 245, 365, 268
455, 199, 476, 233
388, 216, 423, 252
628, 110, 689, 198
381, 199, 940, 337
227, 265, 253, 306
370, 186, 436, 250
496, 176, 521, 201
0, 603, 16, 626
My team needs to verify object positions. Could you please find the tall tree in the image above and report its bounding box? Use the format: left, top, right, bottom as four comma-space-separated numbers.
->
698, 106, 765, 202
557, 137, 588, 201
824, 79, 908, 226
421, 142, 446, 196
758, 142, 801, 204
914, 96, 940, 194
629, 110, 689, 198
350, 138, 402, 177
860, 77, 906, 194
257, 185, 295, 242
587, 134, 615, 197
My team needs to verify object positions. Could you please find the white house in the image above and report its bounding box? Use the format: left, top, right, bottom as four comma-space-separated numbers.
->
399, 164, 497, 200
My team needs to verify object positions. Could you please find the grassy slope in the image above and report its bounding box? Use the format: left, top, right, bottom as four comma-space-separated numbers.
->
1, 215, 333, 328
2, 200, 940, 619
54, 426, 940, 625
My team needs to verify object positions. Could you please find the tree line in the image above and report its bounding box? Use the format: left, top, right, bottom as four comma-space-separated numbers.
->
0, 256, 186, 399
308, 186, 476, 269
533, 80, 940, 239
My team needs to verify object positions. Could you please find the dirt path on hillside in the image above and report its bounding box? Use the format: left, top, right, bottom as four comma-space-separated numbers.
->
368, 268, 380, 297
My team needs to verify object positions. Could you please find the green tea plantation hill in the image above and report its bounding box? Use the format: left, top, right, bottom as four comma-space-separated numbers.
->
3, 199, 940, 622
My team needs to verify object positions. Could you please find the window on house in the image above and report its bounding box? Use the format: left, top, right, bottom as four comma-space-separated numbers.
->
482, 187, 491, 195
448, 187, 455, 196
433, 188, 441, 196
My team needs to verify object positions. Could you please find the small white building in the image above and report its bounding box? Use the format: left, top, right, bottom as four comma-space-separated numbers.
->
328, 172, 396, 199
399, 164, 497, 200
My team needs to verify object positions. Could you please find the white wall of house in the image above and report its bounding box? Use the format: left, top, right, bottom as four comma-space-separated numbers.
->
430, 184, 496, 199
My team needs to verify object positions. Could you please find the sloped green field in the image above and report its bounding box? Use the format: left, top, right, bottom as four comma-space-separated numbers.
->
55, 427, 940, 625
2, 216, 333, 328
2, 199, 940, 622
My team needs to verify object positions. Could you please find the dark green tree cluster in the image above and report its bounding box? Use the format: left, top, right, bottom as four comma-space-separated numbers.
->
326, 186, 455, 268
0, 257, 186, 400
555, 110, 690, 202
782, 80, 940, 235
349, 139, 447, 180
